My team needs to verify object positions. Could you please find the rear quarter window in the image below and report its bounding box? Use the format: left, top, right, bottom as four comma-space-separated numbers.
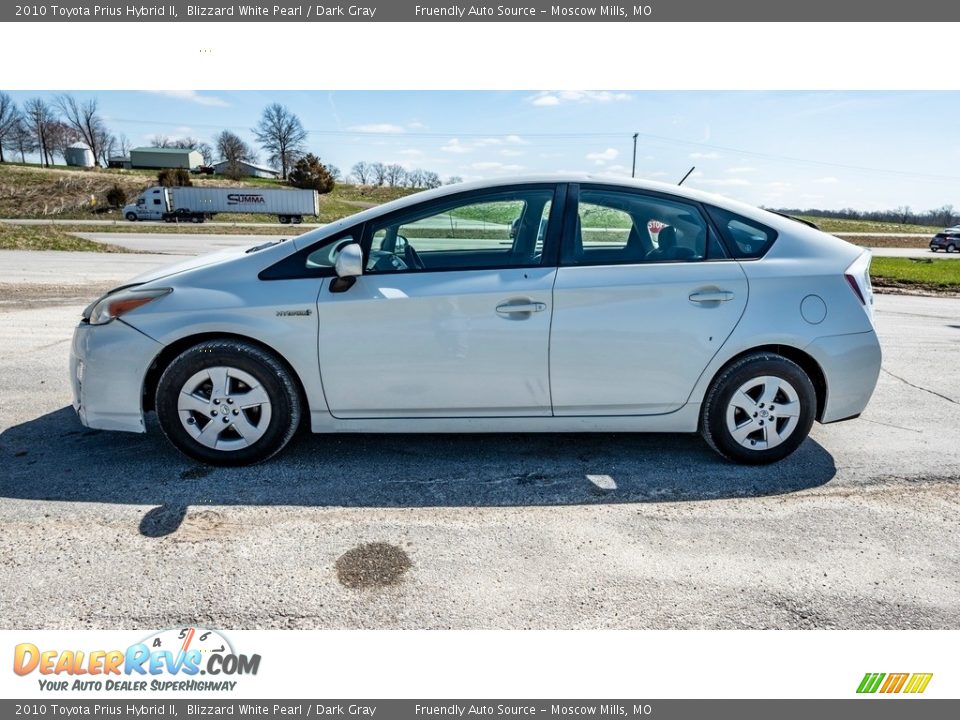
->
705, 205, 778, 259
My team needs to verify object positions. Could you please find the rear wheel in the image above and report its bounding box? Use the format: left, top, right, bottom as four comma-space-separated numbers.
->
949, 244, 957, 253
279, 215, 290, 224
701, 352, 816, 464
155, 340, 301, 466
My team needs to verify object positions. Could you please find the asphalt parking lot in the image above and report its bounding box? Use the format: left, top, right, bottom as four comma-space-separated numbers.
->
0, 251, 958, 629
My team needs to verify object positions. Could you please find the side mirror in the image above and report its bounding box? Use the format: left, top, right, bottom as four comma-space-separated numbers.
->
331, 243, 363, 293
335, 243, 363, 278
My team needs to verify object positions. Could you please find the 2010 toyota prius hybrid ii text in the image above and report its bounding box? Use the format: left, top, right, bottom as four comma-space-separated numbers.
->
69, 176, 881, 466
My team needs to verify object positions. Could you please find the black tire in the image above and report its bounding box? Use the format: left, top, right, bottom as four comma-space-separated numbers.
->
700, 352, 816, 465
279, 215, 290, 224
948, 244, 956, 253
125, 212, 138, 222
155, 340, 302, 466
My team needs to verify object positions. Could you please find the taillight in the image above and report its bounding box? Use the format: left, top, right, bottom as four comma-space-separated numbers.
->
844, 251, 874, 319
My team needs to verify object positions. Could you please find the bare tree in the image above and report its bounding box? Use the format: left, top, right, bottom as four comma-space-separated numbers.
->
370, 162, 387, 187
56, 94, 109, 167
423, 171, 442, 189
45, 120, 81, 163
351, 161, 371, 184
0, 92, 19, 163
149, 134, 173, 148
252, 103, 307, 180
445, 175, 464, 185
117, 133, 131, 158
405, 168, 426, 187
385, 163, 406, 187
9, 118, 37, 163
216, 130, 255, 178
23, 97, 56, 167
327, 164, 342, 181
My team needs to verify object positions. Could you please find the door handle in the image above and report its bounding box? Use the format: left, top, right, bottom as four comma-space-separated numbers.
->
689, 290, 734, 304
496, 301, 546, 315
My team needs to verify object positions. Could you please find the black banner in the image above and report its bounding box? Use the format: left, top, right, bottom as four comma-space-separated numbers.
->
4, 0, 960, 22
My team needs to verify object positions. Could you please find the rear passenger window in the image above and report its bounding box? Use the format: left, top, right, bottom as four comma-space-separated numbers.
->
705, 206, 778, 258
563, 188, 714, 265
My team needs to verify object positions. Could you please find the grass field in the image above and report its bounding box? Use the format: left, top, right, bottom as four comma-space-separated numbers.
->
0, 224, 130, 252
798, 216, 942, 234
870, 257, 960, 292
0, 163, 420, 221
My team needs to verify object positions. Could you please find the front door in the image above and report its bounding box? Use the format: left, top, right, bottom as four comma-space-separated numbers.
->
316, 185, 561, 418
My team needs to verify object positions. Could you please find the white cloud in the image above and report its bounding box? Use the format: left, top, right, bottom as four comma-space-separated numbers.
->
689, 151, 720, 160
816, 176, 840, 184
348, 123, 405, 134
470, 161, 524, 172
529, 90, 631, 106
726, 166, 757, 174
441, 138, 471, 154
697, 178, 751, 187
586, 148, 619, 164
407, 121, 426, 129
398, 148, 423, 156
505, 134, 527, 145
144, 90, 228, 107
500, 149, 524, 157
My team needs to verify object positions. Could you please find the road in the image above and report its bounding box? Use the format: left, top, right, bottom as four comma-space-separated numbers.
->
0, 254, 957, 629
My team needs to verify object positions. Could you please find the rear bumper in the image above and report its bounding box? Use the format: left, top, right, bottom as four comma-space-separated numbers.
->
804, 329, 882, 423
69, 319, 163, 433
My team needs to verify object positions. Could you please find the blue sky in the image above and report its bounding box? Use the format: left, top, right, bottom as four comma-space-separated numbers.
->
6, 90, 960, 211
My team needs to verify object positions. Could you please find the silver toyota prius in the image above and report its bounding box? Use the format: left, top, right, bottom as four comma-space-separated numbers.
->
69, 175, 881, 466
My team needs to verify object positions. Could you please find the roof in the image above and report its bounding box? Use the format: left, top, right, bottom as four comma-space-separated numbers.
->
212, 160, 279, 174
130, 146, 201, 154
67, 142, 91, 150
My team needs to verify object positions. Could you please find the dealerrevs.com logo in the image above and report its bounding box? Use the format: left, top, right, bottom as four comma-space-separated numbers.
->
13, 628, 260, 692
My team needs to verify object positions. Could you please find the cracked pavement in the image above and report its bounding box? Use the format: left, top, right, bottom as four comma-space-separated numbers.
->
0, 286, 958, 629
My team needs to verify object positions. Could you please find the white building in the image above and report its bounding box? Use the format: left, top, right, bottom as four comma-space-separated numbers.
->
64, 142, 95, 168
212, 160, 281, 179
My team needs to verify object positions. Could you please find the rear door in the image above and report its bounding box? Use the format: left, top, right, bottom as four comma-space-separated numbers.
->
549, 185, 748, 415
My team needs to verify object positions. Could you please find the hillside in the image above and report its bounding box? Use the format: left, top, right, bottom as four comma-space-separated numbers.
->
0, 163, 419, 222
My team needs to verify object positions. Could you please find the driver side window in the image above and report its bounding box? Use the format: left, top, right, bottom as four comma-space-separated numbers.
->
366, 189, 554, 273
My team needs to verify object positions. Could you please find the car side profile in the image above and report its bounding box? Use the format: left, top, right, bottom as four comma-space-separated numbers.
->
929, 226, 960, 252
69, 176, 881, 466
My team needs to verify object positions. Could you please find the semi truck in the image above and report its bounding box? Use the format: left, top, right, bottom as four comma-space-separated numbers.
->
122, 186, 321, 224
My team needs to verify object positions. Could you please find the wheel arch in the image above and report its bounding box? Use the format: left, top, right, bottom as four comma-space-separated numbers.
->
142, 332, 309, 422
701, 344, 827, 424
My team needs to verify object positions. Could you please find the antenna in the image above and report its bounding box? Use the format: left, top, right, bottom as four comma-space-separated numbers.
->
678, 166, 695, 186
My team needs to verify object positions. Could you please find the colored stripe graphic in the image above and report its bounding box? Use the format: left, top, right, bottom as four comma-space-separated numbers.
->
857, 673, 885, 693
904, 673, 933, 694
880, 673, 909, 693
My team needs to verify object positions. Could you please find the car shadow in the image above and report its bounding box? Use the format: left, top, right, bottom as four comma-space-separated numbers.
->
1, 407, 836, 537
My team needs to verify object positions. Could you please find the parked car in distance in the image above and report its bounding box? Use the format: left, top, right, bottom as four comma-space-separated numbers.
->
930, 226, 960, 252
70, 175, 881, 467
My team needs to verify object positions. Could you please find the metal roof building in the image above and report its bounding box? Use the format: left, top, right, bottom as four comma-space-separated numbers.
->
212, 160, 281, 179
129, 147, 203, 169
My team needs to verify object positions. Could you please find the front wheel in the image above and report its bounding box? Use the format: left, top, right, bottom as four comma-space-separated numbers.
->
155, 340, 302, 466
125, 212, 138, 221
948, 244, 957, 253
700, 352, 816, 464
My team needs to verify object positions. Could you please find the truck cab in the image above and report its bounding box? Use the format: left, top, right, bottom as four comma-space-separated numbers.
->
123, 187, 169, 221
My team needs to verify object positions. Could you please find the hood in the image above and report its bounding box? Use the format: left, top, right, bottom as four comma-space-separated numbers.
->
125, 245, 259, 286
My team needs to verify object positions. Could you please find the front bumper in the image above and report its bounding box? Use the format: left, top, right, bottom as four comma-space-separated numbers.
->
70, 319, 163, 433
804, 329, 882, 423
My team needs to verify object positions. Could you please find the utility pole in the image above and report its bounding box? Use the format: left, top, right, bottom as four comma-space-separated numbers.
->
631, 133, 638, 178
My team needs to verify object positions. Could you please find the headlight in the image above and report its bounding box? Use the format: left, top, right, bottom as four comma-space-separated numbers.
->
87, 288, 172, 325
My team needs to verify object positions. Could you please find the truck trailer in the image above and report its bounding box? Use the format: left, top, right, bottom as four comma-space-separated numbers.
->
122, 186, 320, 224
